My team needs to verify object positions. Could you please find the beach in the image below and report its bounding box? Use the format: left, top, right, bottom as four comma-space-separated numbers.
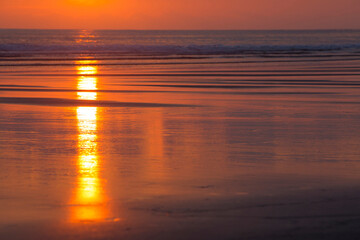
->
1, 29, 360, 239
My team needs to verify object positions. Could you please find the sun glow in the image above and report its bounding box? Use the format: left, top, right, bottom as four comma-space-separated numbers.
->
66, 0, 108, 7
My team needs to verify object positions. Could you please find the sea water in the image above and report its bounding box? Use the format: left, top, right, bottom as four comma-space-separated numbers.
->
1, 29, 360, 239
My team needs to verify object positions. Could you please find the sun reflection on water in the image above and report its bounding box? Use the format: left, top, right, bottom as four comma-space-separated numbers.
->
70, 60, 109, 222
75, 30, 98, 43
76, 61, 98, 101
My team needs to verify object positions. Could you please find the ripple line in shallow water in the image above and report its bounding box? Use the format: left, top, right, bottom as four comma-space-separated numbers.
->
0, 88, 338, 95
0, 97, 197, 108
8, 72, 360, 77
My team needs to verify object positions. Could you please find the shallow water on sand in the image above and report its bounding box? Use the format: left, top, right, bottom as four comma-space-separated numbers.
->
1, 35, 360, 239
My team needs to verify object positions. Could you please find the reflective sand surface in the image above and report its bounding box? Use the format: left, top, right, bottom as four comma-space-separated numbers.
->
1, 45, 360, 238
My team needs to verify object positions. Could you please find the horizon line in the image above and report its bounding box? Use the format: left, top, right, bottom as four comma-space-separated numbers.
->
1, 28, 359, 31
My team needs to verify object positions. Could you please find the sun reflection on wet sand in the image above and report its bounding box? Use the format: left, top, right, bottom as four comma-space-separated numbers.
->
70, 60, 109, 222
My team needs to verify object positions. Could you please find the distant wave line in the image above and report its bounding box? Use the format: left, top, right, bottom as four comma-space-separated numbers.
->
1, 54, 360, 62
2, 43, 360, 55
1, 58, 360, 67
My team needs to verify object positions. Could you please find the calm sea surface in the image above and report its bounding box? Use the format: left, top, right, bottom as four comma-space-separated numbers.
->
1, 30, 360, 239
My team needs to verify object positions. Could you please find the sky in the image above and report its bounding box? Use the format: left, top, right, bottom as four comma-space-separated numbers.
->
0, 0, 359, 30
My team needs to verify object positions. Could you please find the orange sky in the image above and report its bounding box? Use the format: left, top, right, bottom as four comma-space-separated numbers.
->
0, 0, 359, 29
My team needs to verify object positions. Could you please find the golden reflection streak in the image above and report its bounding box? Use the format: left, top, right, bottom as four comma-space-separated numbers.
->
71, 60, 109, 222
75, 30, 97, 43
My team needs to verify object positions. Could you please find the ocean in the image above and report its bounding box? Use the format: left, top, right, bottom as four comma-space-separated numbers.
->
1, 29, 360, 239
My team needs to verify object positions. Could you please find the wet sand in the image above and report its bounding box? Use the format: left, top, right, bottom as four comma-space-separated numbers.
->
1, 55, 360, 239
2, 182, 360, 240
